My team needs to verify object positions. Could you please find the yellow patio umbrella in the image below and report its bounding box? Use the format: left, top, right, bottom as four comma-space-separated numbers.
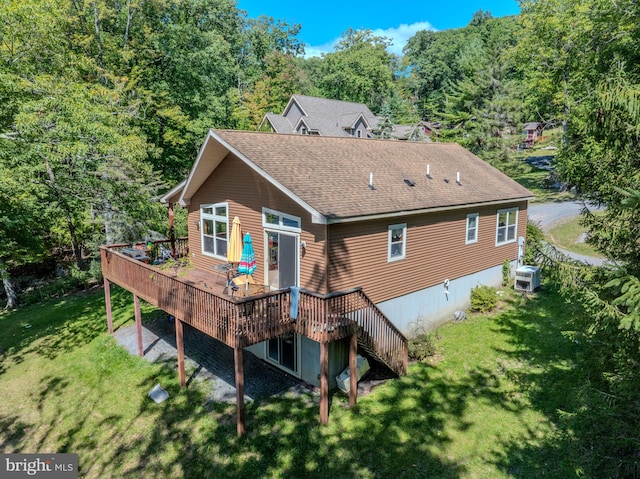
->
227, 216, 243, 264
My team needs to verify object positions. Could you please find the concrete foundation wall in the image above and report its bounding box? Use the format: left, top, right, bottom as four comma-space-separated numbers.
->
247, 336, 349, 390
376, 261, 514, 337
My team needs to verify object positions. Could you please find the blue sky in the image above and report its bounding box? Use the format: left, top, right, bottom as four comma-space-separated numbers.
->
236, 0, 521, 57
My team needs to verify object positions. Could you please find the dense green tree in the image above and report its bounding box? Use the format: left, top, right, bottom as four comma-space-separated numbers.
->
295, 56, 324, 97
238, 15, 304, 87
0, 159, 45, 308
523, 0, 640, 475
521, 0, 640, 265
517, 0, 601, 132
233, 51, 304, 129
403, 27, 467, 119
435, 16, 524, 164
11, 77, 159, 263
318, 29, 398, 113
375, 103, 394, 139
0, 0, 308, 290
0, 0, 163, 271
231, 16, 305, 130
62, 0, 247, 180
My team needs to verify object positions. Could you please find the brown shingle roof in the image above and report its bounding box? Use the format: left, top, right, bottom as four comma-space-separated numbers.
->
211, 130, 533, 220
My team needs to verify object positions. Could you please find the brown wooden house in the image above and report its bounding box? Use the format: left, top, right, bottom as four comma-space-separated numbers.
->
523, 122, 544, 147
101, 129, 532, 435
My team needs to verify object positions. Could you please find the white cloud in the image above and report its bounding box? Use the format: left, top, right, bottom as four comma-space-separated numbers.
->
304, 41, 339, 58
304, 21, 436, 58
372, 21, 436, 56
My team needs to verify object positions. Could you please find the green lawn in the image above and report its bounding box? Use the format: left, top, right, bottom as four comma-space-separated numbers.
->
0, 286, 582, 478
508, 128, 575, 203
547, 215, 604, 258
508, 156, 576, 204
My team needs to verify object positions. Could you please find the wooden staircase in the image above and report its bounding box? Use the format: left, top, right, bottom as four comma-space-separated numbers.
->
349, 290, 408, 377
299, 288, 408, 377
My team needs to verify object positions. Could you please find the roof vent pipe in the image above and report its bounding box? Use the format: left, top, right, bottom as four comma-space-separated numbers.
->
426, 164, 432, 179
369, 172, 375, 190
456, 171, 462, 185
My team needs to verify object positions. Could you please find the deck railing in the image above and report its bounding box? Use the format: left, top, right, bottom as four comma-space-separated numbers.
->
300, 288, 408, 376
106, 237, 189, 262
101, 246, 407, 375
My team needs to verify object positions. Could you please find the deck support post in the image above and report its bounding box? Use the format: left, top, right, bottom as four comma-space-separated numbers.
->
134, 294, 143, 357
349, 333, 358, 407
176, 318, 186, 387
104, 277, 113, 335
168, 202, 176, 257
320, 341, 329, 424
234, 344, 246, 436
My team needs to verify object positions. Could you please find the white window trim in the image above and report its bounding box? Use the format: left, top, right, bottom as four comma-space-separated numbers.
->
200, 202, 229, 259
495, 207, 518, 246
263, 228, 300, 290
264, 333, 301, 378
466, 213, 479, 245
388, 223, 407, 262
262, 207, 301, 233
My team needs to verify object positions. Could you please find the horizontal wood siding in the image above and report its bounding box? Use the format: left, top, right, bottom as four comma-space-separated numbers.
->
328, 201, 528, 304
186, 153, 328, 294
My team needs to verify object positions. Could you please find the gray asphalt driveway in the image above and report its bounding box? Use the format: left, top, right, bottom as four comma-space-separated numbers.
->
528, 201, 606, 266
528, 201, 587, 233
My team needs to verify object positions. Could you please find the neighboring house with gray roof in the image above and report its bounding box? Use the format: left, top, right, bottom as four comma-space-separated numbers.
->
260, 94, 433, 140
162, 129, 533, 387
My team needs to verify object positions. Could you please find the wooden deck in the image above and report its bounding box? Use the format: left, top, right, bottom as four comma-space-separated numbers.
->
100, 240, 408, 435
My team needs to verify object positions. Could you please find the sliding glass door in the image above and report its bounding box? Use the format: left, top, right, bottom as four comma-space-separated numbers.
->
266, 230, 298, 290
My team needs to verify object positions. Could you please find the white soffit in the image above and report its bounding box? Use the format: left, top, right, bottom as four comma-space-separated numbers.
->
159, 179, 186, 204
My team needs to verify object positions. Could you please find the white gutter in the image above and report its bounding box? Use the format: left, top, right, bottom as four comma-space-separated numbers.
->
324, 197, 535, 224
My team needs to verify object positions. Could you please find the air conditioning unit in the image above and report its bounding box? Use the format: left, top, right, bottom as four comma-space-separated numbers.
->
514, 265, 541, 292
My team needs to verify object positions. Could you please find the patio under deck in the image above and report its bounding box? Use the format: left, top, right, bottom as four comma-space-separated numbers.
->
100, 241, 407, 436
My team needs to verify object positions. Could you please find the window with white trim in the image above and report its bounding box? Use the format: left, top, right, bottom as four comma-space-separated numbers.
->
466, 213, 479, 244
262, 208, 301, 233
496, 208, 518, 245
201, 203, 228, 258
388, 224, 407, 262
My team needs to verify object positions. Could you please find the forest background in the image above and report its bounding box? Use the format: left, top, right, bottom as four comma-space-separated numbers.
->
2, 1, 640, 475
1, 0, 637, 289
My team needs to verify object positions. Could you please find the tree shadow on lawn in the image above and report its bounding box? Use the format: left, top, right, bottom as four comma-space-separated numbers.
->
487, 288, 583, 477
10, 286, 584, 478
0, 286, 155, 373
25, 347, 525, 478
80, 351, 542, 478
104, 361, 473, 479
0, 413, 33, 452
